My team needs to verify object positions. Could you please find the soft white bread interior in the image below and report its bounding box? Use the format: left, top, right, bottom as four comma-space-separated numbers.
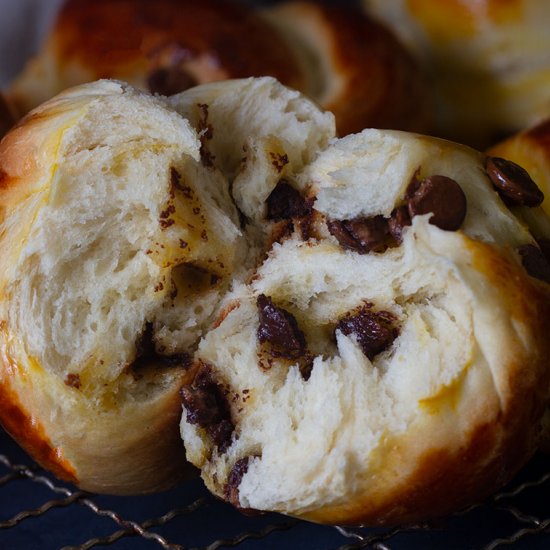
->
168, 77, 335, 262
0, 76, 335, 494
0, 79, 244, 493
180, 129, 550, 525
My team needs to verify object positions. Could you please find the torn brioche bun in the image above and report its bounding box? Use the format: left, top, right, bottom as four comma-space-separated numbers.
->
0, 76, 336, 494
0, 79, 244, 494
363, 0, 550, 148
4, 0, 431, 137
180, 129, 550, 525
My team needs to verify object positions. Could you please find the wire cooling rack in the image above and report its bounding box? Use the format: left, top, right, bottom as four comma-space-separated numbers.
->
1, 428, 550, 550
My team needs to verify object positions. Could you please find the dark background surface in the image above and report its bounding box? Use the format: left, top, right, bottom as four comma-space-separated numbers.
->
2, 425, 550, 549
2, 0, 550, 549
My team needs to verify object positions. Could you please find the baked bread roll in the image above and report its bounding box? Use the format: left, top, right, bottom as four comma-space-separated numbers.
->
180, 129, 550, 525
363, 0, 550, 148
4, 0, 431, 136
0, 76, 335, 494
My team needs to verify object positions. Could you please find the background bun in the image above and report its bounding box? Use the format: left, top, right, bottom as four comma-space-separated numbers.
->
180, 129, 550, 525
3, 0, 431, 136
363, 0, 550, 148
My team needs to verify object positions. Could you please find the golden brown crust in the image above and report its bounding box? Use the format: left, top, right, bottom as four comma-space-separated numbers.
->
57, 0, 303, 83
0, 344, 191, 494
6, 0, 431, 137
0, 349, 78, 483
8, 0, 305, 116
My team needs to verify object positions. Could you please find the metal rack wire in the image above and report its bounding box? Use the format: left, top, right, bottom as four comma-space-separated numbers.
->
1, 429, 550, 550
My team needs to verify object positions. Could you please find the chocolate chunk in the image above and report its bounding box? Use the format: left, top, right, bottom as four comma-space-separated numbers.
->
388, 206, 412, 242
147, 66, 197, 96
327, 219, 363, 252
328, 216, 389, 253
518, 244, 550, 284
224, 456, 251, 507
134, 322, 156, 362
132, 322, 191, 370
180, 363, 235, 452
65, 373, 81, 389
257, 294, 306, 359
346, 216, 389, 252
158, 353, 192, 369
486, 156, 544, 207
336, 306, 399, 360
266, 180, 312, 220
408, 175, 467, 231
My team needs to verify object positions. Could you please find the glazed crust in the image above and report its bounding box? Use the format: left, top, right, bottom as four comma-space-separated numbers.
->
6, 0, 304, 116
267, 2, 431, 136
0, 343, 190, 494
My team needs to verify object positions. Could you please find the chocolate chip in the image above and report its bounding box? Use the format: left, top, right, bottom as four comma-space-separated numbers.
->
266, 180, 312, 220
147, 66, 198, 96
518, 244, 550, 284
327, 216, 389, 253
132, 322, 191, 370
224, 456, 251, 507
388, 206, 412, 242
64, 373, 81, 389
158, 353, 192, 369
336, 306, 399, 360
257, 294, 306, 359
327, 219, 364, 252
180, 363, 235, 452
344, 216, 389, 252
135, 322, 155, 359
408, 175, 467, 231
486, 157, 544, 207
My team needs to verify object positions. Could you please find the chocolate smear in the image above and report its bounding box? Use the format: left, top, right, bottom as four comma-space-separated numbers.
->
336, 306, 399, 360
257, 294, 306, 359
